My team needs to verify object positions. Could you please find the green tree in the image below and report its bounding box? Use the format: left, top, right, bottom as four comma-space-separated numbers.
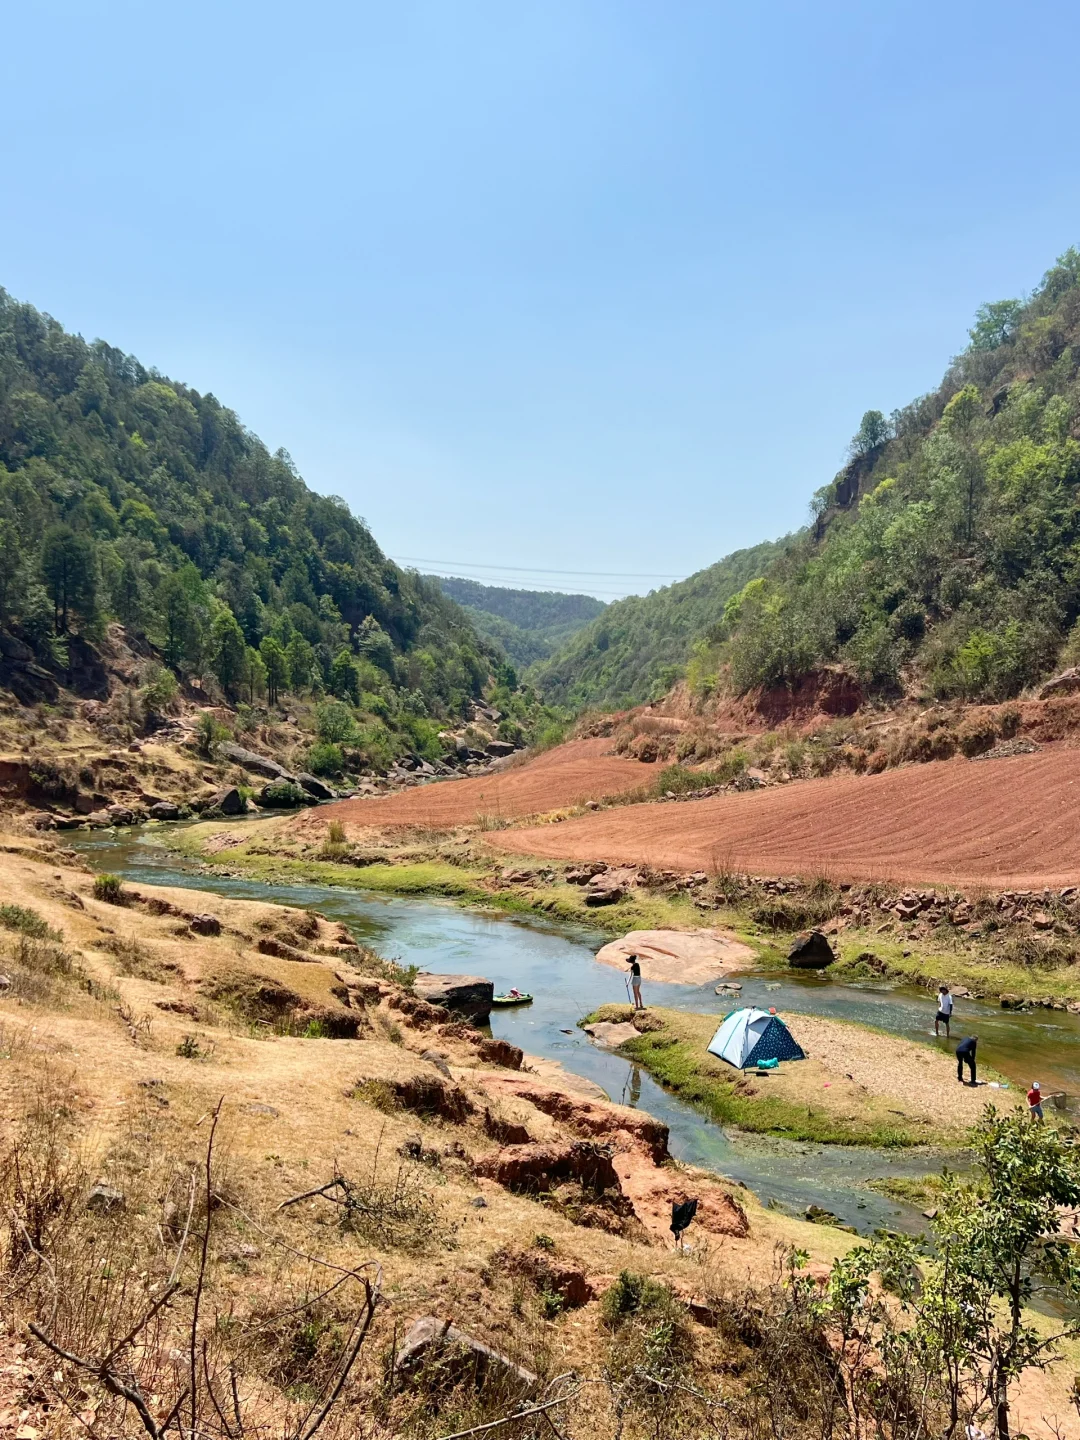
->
260, 635, 288, 706
40, 524, 97, 633
968, 298, 1023, 352
158, 572, 196, 670
241, 645, 267, 706
848, 409, 891, 457
285, 632, 315, 694
210, 606, 246, 700
315, 700, 356, 744
329, 647, 360, 703
357, 616, 395, 674
831, 1107, 1080, 1440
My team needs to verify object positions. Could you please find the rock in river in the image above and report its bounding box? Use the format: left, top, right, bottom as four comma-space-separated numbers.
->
412, 972, 494, 1023
787, 929, 836, 969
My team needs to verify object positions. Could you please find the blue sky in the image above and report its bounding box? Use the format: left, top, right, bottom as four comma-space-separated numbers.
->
5, 0, 1080, 599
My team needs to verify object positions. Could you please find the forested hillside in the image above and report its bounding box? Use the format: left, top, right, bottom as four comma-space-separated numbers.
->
0, 290, 509, 762
433, 575, 605, 669
708, 247, 1080, 703
530, 538, 788, 707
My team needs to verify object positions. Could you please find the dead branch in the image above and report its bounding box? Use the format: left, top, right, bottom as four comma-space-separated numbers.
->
190, 1096, 225, 1440
436, 1385, 583, 1440
278, 1178, 349, 1211
29, 1322, 170, 1440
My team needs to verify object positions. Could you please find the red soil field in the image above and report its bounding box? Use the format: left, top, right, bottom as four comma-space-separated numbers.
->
493, 748, 1080, 889
301, 738, 656, 831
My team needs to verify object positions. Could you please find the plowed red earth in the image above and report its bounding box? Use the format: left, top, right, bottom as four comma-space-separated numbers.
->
494, 748, 1080, 888
303, 738, 655, 830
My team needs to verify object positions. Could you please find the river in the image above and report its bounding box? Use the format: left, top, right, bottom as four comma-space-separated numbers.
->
68, 825, 1080, 1239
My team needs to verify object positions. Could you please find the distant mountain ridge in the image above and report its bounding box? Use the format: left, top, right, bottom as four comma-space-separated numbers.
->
431, 575, 605, 670
529, 538, 789, 708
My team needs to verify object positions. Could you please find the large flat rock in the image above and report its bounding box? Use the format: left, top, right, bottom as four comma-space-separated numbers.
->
413, 972, 493, 1022
594, 928, 755, 984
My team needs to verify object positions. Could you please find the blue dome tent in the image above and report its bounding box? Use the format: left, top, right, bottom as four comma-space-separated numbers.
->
706, 1007, 806, 1069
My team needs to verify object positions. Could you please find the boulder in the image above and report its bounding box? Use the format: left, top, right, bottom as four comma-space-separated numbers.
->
210, 786, 245, 816
295, 772, 336, 801
106, 804, 137, 826
87, 1181, 126, 1213
584, 879, 625, 906
412, 972, 494, 1023
1039, 667, 1080, 699
149, 800, 181, 820
217, 742, 296, 782
392, 1316, 537, 1392
189, 913, 222, 936
787, 930, 836, 969
485, 740, 516, 758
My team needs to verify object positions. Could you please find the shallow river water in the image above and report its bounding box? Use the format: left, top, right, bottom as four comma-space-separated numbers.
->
69, 826, 1080, 1238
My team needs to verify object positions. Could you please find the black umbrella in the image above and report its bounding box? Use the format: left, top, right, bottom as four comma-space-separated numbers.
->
671, 1198, 698, 1248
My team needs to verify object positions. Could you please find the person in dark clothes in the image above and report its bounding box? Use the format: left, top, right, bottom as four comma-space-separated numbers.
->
627, 954, 644, 1011
956, 1036, 977, 1085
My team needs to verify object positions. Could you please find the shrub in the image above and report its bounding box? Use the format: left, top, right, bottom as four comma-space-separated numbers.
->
306, 741, 344, 776
315, 700, 356, 745
196, 711, 231, 757
140, 664, 178, 714
92, 874, 126, 906
957, 716, 996, 757
0, 904, 58, 940
261, 780, 308, 807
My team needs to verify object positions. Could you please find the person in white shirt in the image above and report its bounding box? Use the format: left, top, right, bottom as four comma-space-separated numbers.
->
935, 984, 954, 1037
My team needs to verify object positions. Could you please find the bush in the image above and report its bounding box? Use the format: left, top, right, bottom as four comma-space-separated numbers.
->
92, 874, 126, 906
306, 742, 344, 776
140, 664, 178, 715
196, 711, 231, 757
260, 781, 309, 807
315, 701, 356, 745
0, 904, 58, 940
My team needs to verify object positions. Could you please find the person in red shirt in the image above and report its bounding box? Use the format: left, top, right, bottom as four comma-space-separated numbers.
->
1027, 1082, 1043, 1121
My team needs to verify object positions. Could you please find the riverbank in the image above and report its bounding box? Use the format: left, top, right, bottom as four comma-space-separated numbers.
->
581, 1004, 1015, 1148
167, 812, 1080, 1008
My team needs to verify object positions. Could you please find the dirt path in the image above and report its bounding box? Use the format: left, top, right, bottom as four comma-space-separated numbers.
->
494, 748, 1080, 888
296, 738, 655, 831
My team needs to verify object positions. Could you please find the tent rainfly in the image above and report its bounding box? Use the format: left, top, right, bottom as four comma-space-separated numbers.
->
707, 1007, 806, 1069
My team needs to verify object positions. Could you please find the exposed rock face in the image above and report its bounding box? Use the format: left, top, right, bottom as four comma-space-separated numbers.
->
209, 786, 245, 816
494, 1246, 595, 1307
148, 800, 181, 820
474, 1140, 622, 1194
217, 742, 296, 781
485, 740, 517, 758
413, 972, 494, 1023
1039, 667, 1080, 699
477, 1037, 523, 1070
788, 929, 836, 969
295, 772, 335, 800
393, 1316, 537, 1392
478, 1076, 669, 1164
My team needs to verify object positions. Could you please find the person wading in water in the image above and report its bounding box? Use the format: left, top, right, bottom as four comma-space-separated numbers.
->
935, 984, 954, 1037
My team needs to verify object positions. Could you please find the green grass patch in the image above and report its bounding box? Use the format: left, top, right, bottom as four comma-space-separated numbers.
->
581, 1004, 914, 1148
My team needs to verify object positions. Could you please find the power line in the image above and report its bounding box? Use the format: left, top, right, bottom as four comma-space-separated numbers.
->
393, 554, 688, 580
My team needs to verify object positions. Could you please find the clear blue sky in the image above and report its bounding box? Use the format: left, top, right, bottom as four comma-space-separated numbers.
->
5, 1, 1080, 599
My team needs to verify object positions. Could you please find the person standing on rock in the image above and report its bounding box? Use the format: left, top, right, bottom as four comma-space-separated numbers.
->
956, 1035, 977, 1086
627, 954, 644, 1011
935, 984, 954, 1037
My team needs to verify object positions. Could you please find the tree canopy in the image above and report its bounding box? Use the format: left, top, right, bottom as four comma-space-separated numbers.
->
0, 288, 508, 744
